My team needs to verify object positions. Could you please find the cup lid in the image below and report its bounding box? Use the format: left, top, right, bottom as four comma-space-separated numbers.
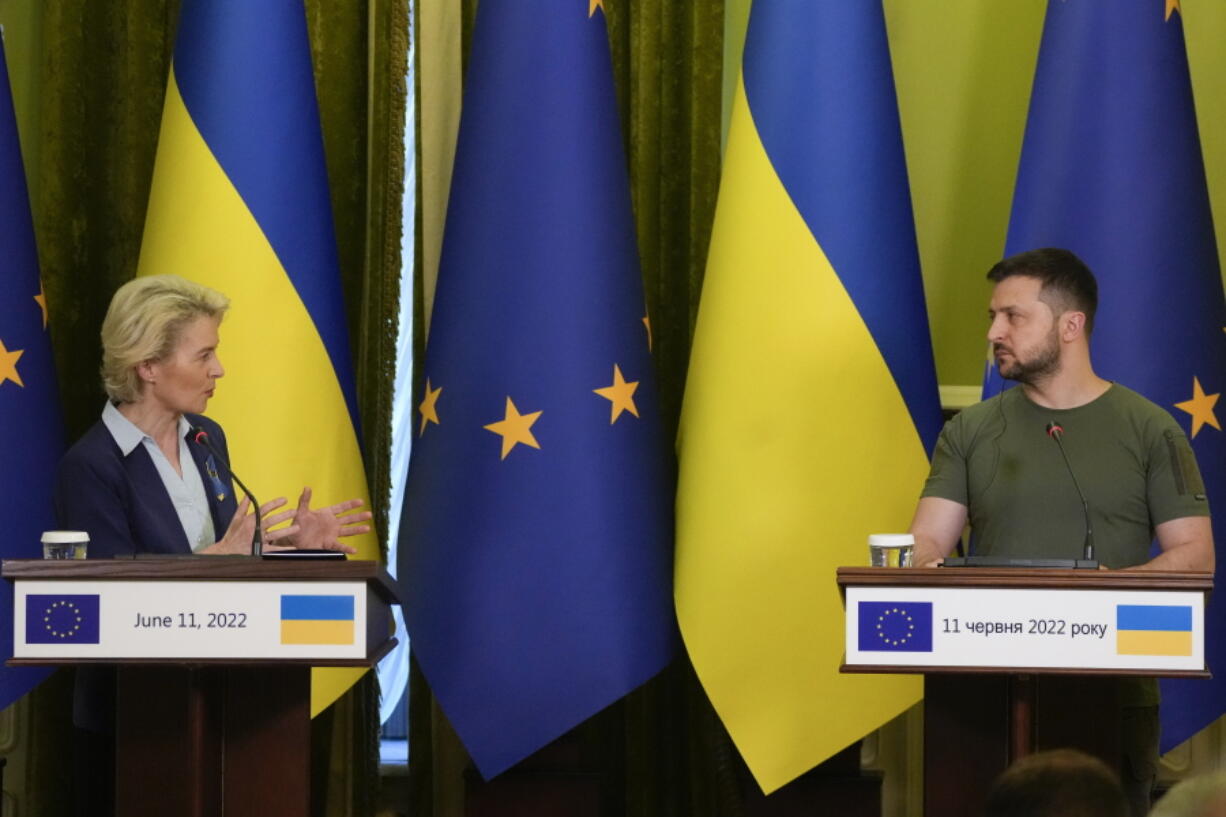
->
41, 530, 89, 544
868, 533, 914, 547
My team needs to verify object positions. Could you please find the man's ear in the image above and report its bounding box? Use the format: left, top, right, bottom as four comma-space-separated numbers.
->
1061, 310, 1087, 342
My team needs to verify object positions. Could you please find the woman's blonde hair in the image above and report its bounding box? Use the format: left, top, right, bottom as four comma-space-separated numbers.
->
100, 275, 229, 403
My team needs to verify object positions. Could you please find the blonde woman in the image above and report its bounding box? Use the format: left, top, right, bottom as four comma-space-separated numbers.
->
55, 274, 370, 556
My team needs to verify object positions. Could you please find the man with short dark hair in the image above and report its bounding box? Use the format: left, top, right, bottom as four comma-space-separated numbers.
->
909, 248, 1214, 816
984, 749, 1129, 817
911, 247, 1211, 570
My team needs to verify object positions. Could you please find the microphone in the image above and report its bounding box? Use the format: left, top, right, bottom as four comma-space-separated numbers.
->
191, 427, 262, 556
1045, 421, 1094, 562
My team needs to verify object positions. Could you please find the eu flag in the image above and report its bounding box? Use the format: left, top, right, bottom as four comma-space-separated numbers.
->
25, 595, 100, 645
993, 1, 1226, 749
398, 0, 674, 777
857, 602, 933, 653
0, 33, 63, 707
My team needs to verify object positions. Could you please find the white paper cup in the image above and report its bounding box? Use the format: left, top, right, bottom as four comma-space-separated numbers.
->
868, 533, 914, 568
41, 530, 89, 560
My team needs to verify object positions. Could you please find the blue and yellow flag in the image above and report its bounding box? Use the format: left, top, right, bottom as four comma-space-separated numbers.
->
993, 0, 1226, 750
280, 594, 355, 646
0, 31, 62, 709
136, 0, 378, 715
398, 0, 675, 778
676, 0, 943, 793
1116, 605, 1194, 657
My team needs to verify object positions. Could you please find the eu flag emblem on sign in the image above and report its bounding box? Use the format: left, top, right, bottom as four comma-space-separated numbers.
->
857, 602, 933, 653
25, 595, 100, 645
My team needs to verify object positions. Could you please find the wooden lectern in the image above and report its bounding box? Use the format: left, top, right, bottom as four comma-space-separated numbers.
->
838, 567, 1212, 817
3, 557, 399, 817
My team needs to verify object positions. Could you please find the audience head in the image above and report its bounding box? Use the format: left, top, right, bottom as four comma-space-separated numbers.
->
1149, 771, 1226, 817
984, 749, 1128, 817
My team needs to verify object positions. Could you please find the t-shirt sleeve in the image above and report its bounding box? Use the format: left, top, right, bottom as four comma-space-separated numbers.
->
1146, 423, 1210, 524
921, 417, 969, 506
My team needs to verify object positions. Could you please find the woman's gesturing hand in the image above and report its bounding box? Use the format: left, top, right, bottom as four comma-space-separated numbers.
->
263, 487, 371, 554
203, 496, 299, 555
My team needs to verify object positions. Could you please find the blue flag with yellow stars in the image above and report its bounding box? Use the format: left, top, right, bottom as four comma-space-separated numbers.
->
988, 0, 1226, 749
0, 32, 63, 708
398, 0, 674, 777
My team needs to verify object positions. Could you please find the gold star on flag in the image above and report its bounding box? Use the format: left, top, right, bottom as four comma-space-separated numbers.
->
642, 315, 653, 351
0, 340, 24, 388
589, 0, 604, 17
484, 397, 542, 459
1175, 376, 1220, 438
1166, 0, 1181, 21
419, 379, 442, 436
34, 282, 48, 328
594, 364, 640, 424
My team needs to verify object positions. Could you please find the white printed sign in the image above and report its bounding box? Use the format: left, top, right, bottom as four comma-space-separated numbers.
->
13, 580, 369, 660
844, 586, 1205, 673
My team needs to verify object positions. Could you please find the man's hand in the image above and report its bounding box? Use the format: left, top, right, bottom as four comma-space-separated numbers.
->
1126, 515, 1214, 572
908, 496, 969, 567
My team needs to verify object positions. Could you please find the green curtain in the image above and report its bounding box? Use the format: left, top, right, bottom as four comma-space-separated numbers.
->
23, 1, 407, 814
407, 2, 732, 815
609, 2, 734, 815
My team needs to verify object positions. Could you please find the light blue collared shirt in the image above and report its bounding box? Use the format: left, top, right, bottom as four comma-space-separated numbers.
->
101, 402, 216, 552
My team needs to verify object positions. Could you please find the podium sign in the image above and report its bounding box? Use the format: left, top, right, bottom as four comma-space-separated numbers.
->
3, 557, 399, 817
839, 567, 1212, 817
14, 579, 376, 660
844, 584, 1206, 673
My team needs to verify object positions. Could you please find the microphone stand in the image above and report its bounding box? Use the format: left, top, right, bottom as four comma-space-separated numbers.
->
1045, 422, 1095, 563
191, 428, 262, 556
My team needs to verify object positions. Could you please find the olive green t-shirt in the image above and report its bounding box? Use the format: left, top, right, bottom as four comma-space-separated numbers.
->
922, 384, 1209, 708
923, 384, 1208, 567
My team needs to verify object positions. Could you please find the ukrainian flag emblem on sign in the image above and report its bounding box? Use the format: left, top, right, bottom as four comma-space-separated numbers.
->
1116, 605, 1193, 657
280, 595, 355, 646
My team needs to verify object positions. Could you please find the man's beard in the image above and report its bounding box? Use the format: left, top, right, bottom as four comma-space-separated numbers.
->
995, 328, 1061, 385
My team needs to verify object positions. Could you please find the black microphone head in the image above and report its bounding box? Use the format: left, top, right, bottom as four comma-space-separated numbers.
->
191, 427, 210, 445
1045, 421, 1064, 440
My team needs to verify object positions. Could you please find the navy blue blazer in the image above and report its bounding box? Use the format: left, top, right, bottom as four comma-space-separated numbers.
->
56, 412, 240, 732
54, 412, 239, 558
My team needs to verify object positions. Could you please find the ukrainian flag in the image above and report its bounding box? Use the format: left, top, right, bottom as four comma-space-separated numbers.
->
136, 0, 378, 715
1117, 605, 1194, 657
675, 1, 943, 793
281, 595, 356, 646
